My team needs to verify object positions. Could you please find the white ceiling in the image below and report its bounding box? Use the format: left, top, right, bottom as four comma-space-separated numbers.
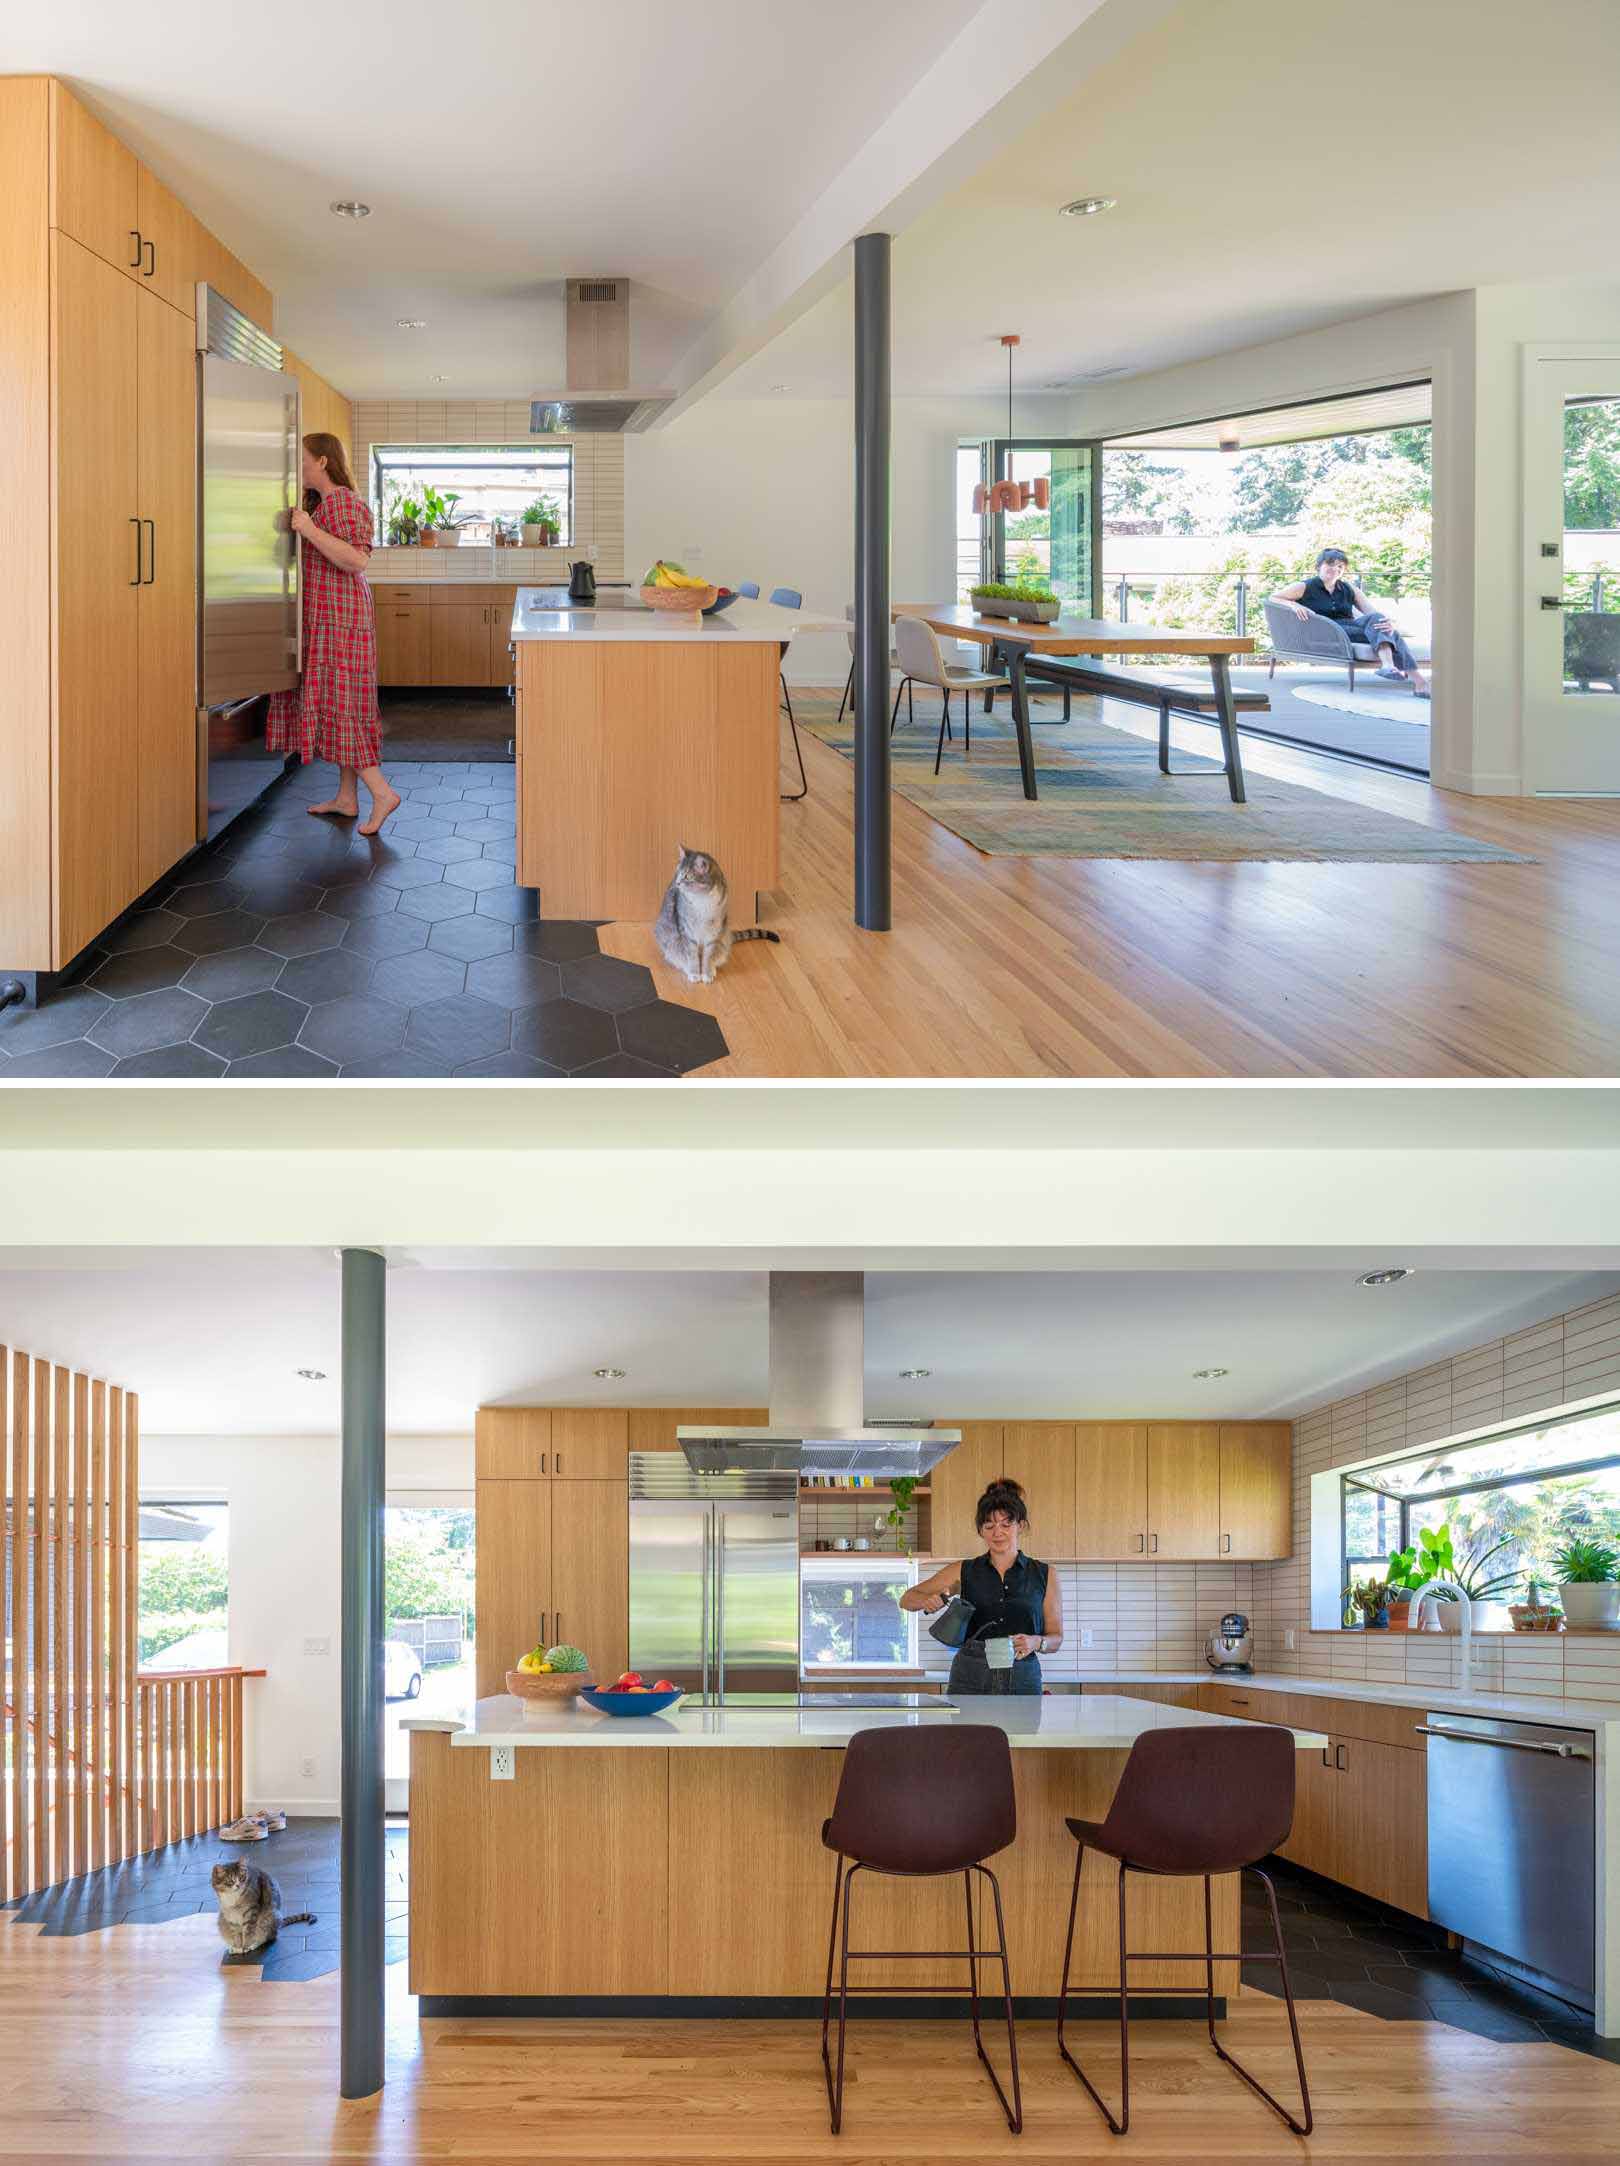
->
726, 0, 1620, 399
10, 0, 983, 396
1111, 381, 1432, 454
0, 1251, 1612, 1434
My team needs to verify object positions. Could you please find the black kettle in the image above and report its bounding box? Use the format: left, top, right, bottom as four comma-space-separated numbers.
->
568, 560, 596, 604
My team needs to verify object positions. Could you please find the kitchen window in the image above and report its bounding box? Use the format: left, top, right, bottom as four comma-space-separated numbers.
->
800, 1554, 919, 1670
1339, 1398, 1620, 1611
370, 443, 575, 544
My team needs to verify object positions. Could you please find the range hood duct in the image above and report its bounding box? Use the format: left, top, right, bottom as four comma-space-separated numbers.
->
677, 1273, 959, 1479
526, 277, 673, 432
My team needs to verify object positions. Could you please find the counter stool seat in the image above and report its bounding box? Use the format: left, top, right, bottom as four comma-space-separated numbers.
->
820, 1723, 1022, 2136
1058, 1724, 1313, 2138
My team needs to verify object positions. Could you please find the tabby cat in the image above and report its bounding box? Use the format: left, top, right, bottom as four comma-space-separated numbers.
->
210, 1858, 316, 1957
653, 846, 780, 984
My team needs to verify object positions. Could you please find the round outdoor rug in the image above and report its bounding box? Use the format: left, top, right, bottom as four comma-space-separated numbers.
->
794, 694, 1527, 864
1290, 681, 1432, 728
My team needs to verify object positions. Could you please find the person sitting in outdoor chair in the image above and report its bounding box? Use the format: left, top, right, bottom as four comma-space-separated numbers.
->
1273, 548, 1428, 695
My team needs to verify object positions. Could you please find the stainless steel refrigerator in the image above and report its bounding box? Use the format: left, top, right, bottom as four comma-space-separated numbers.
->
628, 1454, 798, 1702
195, 283, 302, 838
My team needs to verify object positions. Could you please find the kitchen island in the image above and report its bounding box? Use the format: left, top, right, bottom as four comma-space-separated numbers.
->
508, 589, 842, 922
403, 1693, 1327, 2014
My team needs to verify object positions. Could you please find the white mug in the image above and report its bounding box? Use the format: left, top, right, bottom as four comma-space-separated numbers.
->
833, 1536, 850, 1551
983, 1635, 1015, 1670
853, 1537, 870, 1550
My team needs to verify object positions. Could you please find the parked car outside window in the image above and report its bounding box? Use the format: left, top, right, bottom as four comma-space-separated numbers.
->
383, 1639, 424, 1701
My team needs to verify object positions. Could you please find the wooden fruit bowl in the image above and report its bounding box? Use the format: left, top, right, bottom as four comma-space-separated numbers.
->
639, 582, 717, 613
506, 1667, 594, 1702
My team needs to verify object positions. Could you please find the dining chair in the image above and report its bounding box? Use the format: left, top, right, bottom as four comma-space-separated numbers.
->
769, 587, 807, 801
837, 604, 900, 728
735, 581, 760, 598
892, 614, 1004, 775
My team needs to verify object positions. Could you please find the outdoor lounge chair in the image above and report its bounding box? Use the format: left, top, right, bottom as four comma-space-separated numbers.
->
1262, 597, 1430, 692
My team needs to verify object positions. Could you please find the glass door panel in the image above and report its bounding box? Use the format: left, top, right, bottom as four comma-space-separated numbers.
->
1523, 361, 1620, 791
383, 1502, 475, 1812
990, 440, 1097, 613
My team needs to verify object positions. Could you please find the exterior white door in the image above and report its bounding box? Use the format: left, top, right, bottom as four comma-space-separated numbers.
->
1522, 355, 1620, 792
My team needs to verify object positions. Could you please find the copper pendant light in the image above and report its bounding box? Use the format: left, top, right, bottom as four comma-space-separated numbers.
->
973, 335, 1050, 516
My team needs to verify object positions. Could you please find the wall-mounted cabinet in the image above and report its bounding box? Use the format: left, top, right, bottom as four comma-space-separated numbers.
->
474, 1406, 631, 1481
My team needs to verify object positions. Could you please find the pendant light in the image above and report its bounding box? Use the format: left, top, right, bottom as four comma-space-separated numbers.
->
972, 335, 1051, 517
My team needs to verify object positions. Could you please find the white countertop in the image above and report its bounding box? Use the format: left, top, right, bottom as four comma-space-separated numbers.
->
403, 1691, 1330, 1752
508, 587, 846, 644
1085, 1669, 1617, 1731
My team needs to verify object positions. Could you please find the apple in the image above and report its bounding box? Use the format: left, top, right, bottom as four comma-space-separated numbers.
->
652, 1680, 677, 1693
616, 1671, 644, 1689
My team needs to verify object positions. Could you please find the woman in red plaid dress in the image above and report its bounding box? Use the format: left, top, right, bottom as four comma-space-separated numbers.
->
267, 434, 400, 835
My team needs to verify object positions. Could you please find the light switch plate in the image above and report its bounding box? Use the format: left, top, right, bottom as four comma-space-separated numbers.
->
491, 1745, 514, 1781
303, 1635, 330, 1657
1080, 1626, 1094, 1648
1284, 1627, 1296, 1651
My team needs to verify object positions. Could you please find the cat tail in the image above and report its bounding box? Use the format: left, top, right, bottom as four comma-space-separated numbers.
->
281, 1911, 317, 1926
731, 929, 780, 944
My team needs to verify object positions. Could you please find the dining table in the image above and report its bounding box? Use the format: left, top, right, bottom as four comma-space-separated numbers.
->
893, 603, 1256, 802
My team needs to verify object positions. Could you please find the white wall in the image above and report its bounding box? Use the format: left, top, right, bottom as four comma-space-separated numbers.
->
141, 1431, 472, 1817
625, 391, 1075, 684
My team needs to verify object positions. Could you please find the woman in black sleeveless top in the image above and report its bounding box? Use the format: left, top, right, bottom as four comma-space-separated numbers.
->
1273, 546, 1427, 693
901, 1477, 1063, 1696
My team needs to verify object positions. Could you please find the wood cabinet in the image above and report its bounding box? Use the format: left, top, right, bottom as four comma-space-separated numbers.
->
1218, 1423, 1292, 1558
1001, 1422, 1076, 1558
1146, 1423, 1221, 1558
475, 1405, 633, 1479
473, 1478, 552, 1697
136, 288, 201, 887
1074, 1422, 1148, 1559
549, 1408, 630, 1479
375, 602, 430, 686
2, 77, 283, 975
549, 1479, 630, 1681
624, 1407, 768, 1455
49, 80, 139, 284
927, 1422, 1003, 1558
474, 1472, 629, 1692
475, 1407, 552, 1480
430, 603, 496, 686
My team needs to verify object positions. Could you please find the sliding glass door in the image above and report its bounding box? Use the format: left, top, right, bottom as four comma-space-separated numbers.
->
989, 440, 1100, 613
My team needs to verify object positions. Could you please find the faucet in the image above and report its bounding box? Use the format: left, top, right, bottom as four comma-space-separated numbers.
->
1409, 1578, 1473, 1693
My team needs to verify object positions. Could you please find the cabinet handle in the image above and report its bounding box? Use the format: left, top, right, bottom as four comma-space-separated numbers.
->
540, 1452, 548, 1475
129, 517, 142, 586
129, 229, 142, 269
1321, 1745, 1332, 1768
1135, 1533, 1144, 1553
1149, 1532, 1158, 1553
142, 237, 156, 278
143, 518, 155, 585
555, 1454, 563, 1474
1335, 1742, 1347, 1771
538, 1613, 547, 1646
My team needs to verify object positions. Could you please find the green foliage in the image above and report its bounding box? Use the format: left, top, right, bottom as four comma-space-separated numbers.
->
1550, 1536, 1620, 1585
1103, 449, 1184, 526
385, 1512, 475, 1632
1398, 1523, 1522, 1605
1342, 1575, 1391, 1622
1563, 560, 1620, 611
1563, 399, 1620, 529
882, 1476, 921, 1553
971, 579, 1057, 603
522, 495, 561, 532
419, 484, 465, 532
139, 1545, 228, 1620
1230, 429, 1432, 531
382, 479, 423, 545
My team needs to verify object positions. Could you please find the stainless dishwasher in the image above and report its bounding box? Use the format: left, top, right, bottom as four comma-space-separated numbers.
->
1420, 1710, 1596, 2002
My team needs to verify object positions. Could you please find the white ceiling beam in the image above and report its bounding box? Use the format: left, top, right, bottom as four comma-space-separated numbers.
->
657, 0, 1180, 419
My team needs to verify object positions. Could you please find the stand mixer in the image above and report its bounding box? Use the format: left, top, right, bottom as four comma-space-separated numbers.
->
1204, 1610, 1254, 1673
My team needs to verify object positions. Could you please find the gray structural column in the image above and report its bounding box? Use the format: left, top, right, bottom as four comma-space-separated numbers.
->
853, 229, 892, 932
340, 1246, 386, 2100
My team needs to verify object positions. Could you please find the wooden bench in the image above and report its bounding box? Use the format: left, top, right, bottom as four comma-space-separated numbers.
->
1018, 655, 1268, 804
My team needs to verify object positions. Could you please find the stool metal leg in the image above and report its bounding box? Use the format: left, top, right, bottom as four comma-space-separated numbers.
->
780, 678, 807, 802
822, 1858, 861, 2135
1203, 1867, 1313, 2135
977, 1864, 1023, 2134
820, 1851, 845, 2076
1057, 1848, 1130, 2135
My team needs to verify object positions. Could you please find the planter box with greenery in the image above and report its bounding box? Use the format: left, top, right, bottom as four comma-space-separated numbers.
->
1552, 1538, 1620, 1629
970, 581, 1060, 623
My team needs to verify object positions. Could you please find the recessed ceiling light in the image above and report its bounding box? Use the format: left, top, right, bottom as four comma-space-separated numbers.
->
898, 1368, 931, 1380
1192, 1367, 1229, 1380
296, 1369, 327, 1381
1357, 1267, 1414, 1288
1217, 431, 1241, 453
396, 317, 427, 330
330, 200, 371, 219
770, 383, 789, 393
593, 1366, 626, 1380
1060, 196, 1117, 218
430, 373, 449, 383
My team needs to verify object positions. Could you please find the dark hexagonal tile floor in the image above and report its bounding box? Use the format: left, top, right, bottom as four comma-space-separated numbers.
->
0, 759, 731, 1079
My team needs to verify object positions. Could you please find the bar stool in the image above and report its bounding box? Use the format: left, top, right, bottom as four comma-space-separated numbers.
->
1057, 1723, 1312, 2137
820, 1723, 1022, 2137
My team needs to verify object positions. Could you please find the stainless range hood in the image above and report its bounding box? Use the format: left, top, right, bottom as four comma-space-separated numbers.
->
677, 1273, 959, 1480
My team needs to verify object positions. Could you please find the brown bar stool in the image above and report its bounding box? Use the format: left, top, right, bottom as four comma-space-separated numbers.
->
820, 1723, 1022, 2137
1057, 1723, 1312, 2137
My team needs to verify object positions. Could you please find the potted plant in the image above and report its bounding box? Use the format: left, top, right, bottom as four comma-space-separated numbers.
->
419, 486, 466, 548
969, 579, 1060, 624
1550, 1537, 1620, 1629
1509, 1578, 1565, 1633
521, 495, 561, 547
1342, 1575, 1392, 1629
1383, 1545, 1424, 1630
1389, 1524, 1519, 1630
879, 1475, 921, 1554
382, 483, 422, 546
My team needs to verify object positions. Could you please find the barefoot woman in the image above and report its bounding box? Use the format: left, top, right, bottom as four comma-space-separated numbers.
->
267, 434, 400, 834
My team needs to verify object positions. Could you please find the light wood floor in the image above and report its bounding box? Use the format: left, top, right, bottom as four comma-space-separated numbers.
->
4, 1910, 1617, 2163
601, 701, 1620, 1077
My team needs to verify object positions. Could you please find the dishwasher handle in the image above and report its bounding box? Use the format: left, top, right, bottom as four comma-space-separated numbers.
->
1414, 1723, 1591, 1759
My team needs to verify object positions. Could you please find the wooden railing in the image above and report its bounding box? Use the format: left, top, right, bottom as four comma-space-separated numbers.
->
135, 1668, 266, 1849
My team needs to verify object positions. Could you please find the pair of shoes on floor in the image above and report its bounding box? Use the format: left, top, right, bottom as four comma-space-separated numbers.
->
217, 1808, 288, 1842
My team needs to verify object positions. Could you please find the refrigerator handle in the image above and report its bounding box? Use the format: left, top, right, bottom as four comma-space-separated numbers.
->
715, 1511, 727, 1704
700, 1512, 712, 1705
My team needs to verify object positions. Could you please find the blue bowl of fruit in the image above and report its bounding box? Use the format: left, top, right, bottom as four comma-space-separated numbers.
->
581, 1671, 684, 1717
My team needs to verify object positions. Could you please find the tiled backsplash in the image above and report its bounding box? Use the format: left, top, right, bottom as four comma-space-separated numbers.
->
908, 1290, 1620, 1707
365, 545, 579, 583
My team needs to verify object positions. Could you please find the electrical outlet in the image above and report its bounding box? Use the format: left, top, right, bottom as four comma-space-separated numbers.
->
299, 1756, 316, 1779
1284, 1627, 1296, 1652
1080, 1626, 1094, 1649
303, 1635, 330, 1657
491, 1745, 515, 1781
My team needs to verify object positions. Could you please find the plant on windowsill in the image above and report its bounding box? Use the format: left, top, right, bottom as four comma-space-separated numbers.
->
419, 486, 469, 547
969, 579, 1060, 623
1550, 1537, 1620, 1630
1342, 1575, 1392, 1629
1508, 1578, 1565, 1633
521, 495, 562, 547
1389, 1523, 1519, 1632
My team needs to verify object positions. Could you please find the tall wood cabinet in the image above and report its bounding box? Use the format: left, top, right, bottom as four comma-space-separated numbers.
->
1, 77, 276, 975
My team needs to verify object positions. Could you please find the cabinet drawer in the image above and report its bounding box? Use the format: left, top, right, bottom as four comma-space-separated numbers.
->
1199, 1683, 1290, 1724
1304, 1693, 1425, 1752
373, 584, 425, 606
429, 582, 504, 605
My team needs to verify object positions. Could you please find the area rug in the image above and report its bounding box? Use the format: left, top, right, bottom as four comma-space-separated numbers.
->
794, 693, 1527, 864
1289, 680, 1433, 729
